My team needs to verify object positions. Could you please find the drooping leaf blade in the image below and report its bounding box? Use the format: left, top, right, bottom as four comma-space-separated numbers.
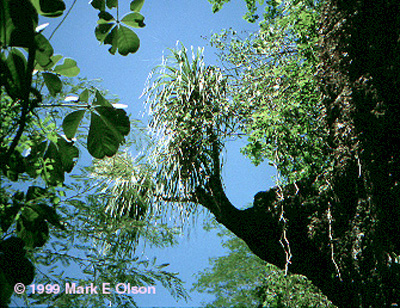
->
35, 33, 54, 67
56, 136, 79, 173
62, 110, 86, 140
42, 72, 62, 96
87, 107, 130, 159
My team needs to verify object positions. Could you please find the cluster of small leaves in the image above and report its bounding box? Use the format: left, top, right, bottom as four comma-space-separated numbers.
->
144, 44, 240, 202
25, 190, 187, 307
193, 219, 335, 307
259, 264, 335, 307
13, 122, 189, 307
209, 0, 329, 184
92, 0, 146, 56
208, 0, 265, 22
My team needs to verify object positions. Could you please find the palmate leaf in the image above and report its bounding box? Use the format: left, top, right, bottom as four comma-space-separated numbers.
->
95, 18, 142, 55
88, 106, 130, 159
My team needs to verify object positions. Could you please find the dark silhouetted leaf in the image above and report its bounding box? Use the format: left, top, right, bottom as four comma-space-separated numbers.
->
35, 33, 54, 67
94, 90, 113, 107
104, 25, 118, 55
90, 0, 106, 11
17, 206, 49, 248
87, 107, 130, 158
26, 186, 47, 202
31, 0, 66, 17
62, 110, 85, 140
43, 72, 62, 96
29, 203, 65, 230
95, 23, 116, 43
57, 136, 79, 173
106, 0, 118, 9
43, 141, 64, 185
5, 49, 27, 95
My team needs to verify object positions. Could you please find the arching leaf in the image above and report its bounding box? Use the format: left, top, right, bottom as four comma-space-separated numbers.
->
94, 90, 113, 107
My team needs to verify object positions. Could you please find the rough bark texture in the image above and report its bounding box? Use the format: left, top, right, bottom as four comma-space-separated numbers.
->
196, 1, 400, 307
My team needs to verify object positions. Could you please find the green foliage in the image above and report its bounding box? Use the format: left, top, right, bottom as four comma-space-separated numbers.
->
209, 0, 329, 184
144, 43, 242, 203
93, 0, 146, 55
23, 129, 189, 307
208, 0, 265, 22
0, 76, 129, 306
193, 219, 335, 308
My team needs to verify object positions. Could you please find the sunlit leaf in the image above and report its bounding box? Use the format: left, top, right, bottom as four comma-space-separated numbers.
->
121, 12, 145, 28
79, 89, 89, 102
130, 0, 144, 12
94, 90, 113, 107
53, 58, 80, 77
116, 25, 140, 56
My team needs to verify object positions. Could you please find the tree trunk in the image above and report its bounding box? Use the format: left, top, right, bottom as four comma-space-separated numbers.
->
196, 1, 400, 307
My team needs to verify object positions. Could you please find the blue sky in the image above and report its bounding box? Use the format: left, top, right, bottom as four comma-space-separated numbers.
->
38, 1, 276, 307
